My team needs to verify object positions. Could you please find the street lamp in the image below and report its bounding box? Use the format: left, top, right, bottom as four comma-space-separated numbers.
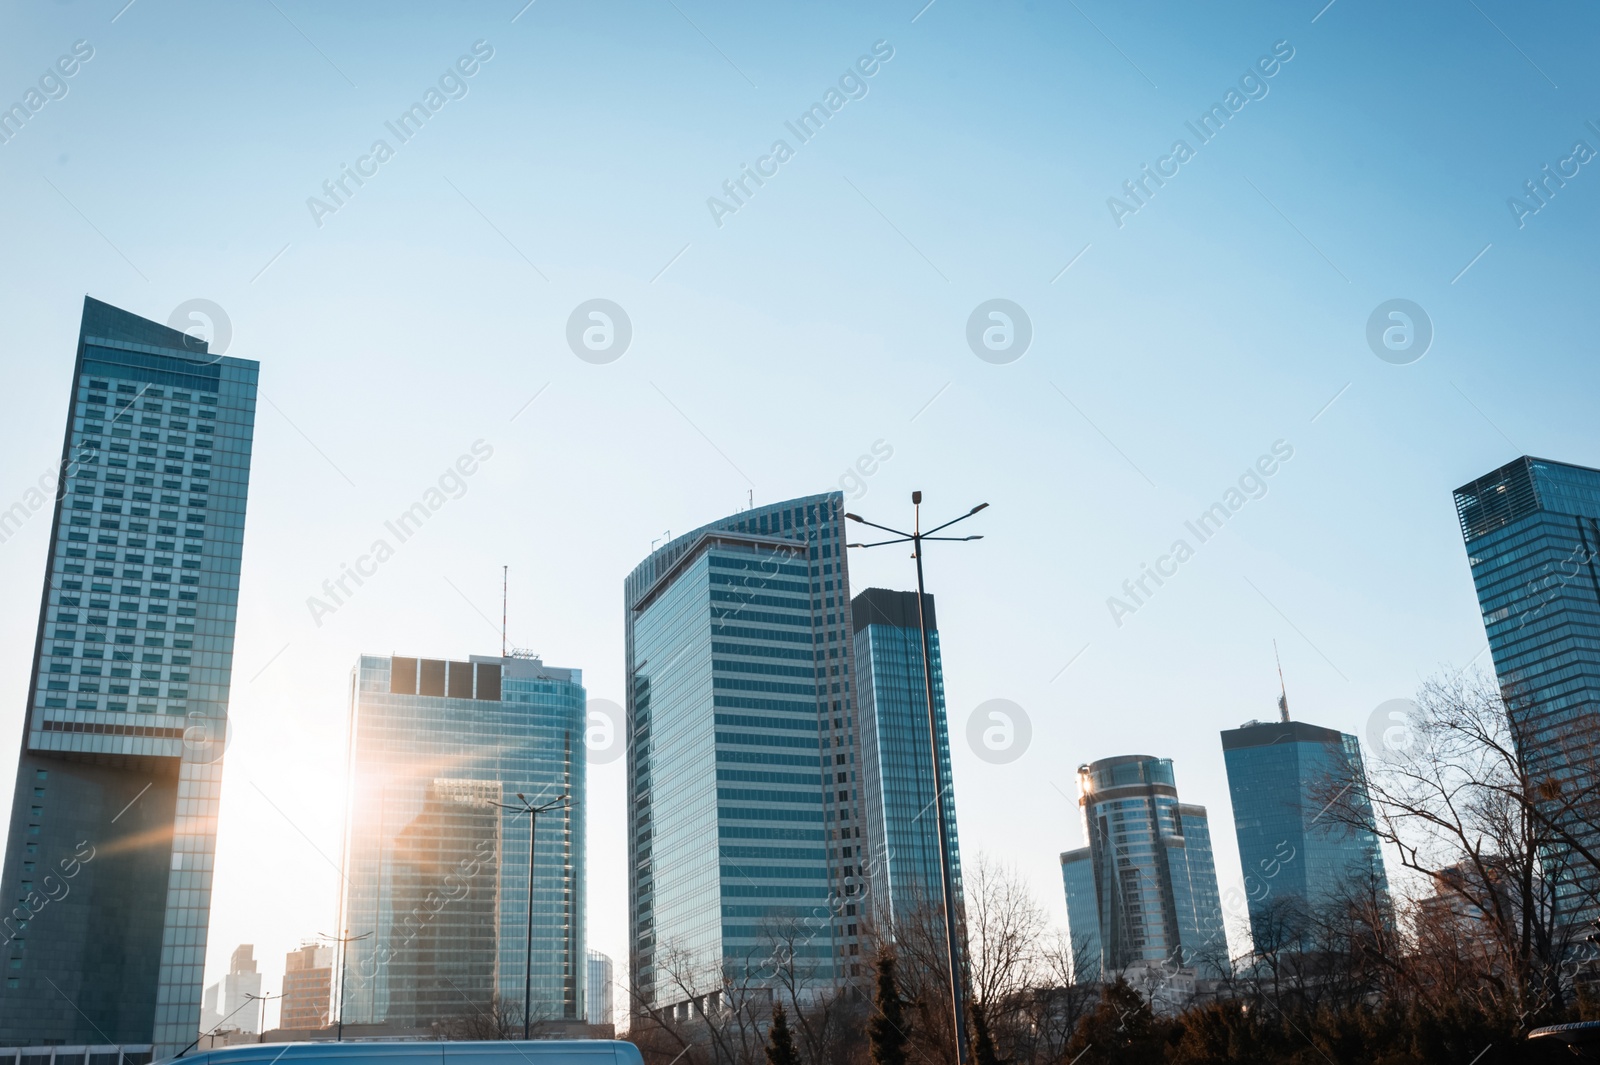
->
317, 928, 373, 1041
250, 990, 282, 1041
173, 990, 280, 1058
488, 790, 577, 1039
846, 491, 987, 1065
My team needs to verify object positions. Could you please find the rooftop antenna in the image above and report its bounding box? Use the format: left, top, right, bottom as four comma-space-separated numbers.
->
1274, 639, 1290, 722
501, 565, 508, 659
748, 489, 753, 511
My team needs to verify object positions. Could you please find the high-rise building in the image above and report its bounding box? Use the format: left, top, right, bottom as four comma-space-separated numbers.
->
1059, 850, 1103, 983
0, 297, 258, 1055
338, 654, 586, 1030
625, 493, 863, 1018
1221, 717, 1388, 950
1454, 456, 1600, 914
280, 942, 333, 1031
1060, 756, 1227, 983
586, 950, 613, 1028
199, 945, 263, 1035
851, 588, 963, 931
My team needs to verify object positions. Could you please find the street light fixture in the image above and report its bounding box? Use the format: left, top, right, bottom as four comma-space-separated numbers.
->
488, 790, 577, 1039
845, 491, 987, 1065
317, 928, 373, 1041
250, 990, 283, 1041
173, 989, 281, 1058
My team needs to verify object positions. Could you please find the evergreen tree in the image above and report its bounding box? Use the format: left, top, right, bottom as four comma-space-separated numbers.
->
765, 1002, 801, 1065
969, 999, 1001, 1065
869, 950, 911, 1065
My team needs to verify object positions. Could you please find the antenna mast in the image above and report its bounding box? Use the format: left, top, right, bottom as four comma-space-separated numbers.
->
502, 565, 508, 659
1274, 639, 1290, 722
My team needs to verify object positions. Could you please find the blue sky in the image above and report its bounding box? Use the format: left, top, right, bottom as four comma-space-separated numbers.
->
1, 0, 1597, 1025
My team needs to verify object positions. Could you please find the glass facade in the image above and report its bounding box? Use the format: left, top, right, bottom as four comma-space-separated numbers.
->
1455, 457, 1600, 920
338, 654, 586, 1029
851, 588, 963, 932
0, 297, 256, 1054
625, 493, 863, 1016
585, 950, 612, 1028
1220, 719, 1388, 950
1059, 850, 1102, 983
1061, 756, 1227, 980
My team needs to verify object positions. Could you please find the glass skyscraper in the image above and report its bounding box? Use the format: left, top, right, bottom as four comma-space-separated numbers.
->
1060, 755, 1227, 981
1454, 455, 1600, 916
1220, 718, 1388, 950
585, 950, 613, 1028
0, 297, 257, 1055
625, 493, 863, 1018
851, 588, 963, 932
338, 654, 586, 1030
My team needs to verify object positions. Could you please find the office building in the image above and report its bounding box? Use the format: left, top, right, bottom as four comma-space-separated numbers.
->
1060, 756, 1227, 983
200, 944, 263, 1035
338, 654, 586, 1030
1221, 717, 1389, 950
586, 950, 613, 1028
851, 588, 963, 930
1059, 850, 1103, 983
1454, 456, 1600, 915
280, 942, 333, 1031
0, 297, 258, 1056
625, 493, 863, 1018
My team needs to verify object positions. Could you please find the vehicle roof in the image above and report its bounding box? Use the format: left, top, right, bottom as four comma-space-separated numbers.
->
169, 1042, 640, 1065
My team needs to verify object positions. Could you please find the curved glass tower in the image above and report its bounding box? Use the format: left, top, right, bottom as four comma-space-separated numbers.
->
1060, 755, 1226, 982
624, 493, 863, 1018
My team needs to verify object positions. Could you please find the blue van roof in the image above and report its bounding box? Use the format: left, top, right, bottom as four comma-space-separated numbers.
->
170, 1042, 640, 1065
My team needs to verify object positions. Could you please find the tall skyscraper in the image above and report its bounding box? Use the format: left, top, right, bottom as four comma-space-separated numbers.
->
199, 944, 263, 1035
1221, 717, 1388, 950
1060, 755, 1227, 982
0, 297, 258, 1055
851, 587, 963, 931
338, 653, 586, 1030
1454, 456, 1600, 914
280, 942, 333, 1031
586, 950, 613, 1028
625, 493, 863, 1018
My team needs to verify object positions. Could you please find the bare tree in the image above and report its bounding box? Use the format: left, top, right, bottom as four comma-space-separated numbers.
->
430, 993, 554, 1040
1319, 671, 1600, 1029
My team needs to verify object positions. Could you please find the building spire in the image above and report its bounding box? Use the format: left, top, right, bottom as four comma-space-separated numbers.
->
1274, 639, 1290, 722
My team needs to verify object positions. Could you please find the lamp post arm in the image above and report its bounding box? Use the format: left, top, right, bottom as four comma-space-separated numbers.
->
922, 506, 988, 538
843, 514, 911, 538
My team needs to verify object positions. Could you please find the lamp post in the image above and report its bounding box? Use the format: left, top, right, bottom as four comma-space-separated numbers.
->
317, 928, 372, 1041
846, 491, 987, 1065
488, 790, 576, 1039
250, 990, 282, 1041
172, 990, 280, 1058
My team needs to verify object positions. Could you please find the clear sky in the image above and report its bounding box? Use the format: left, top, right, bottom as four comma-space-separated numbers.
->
1, 0, 1597, 1029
